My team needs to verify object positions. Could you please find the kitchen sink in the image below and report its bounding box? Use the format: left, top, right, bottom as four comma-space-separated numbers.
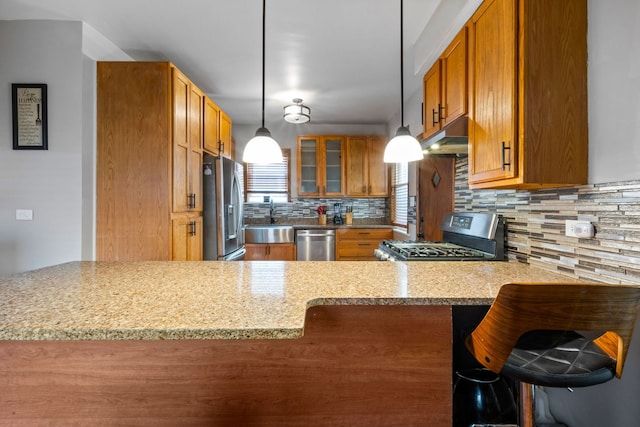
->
244, 225, 295, 244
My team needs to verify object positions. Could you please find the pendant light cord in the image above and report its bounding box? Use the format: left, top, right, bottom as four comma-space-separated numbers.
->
261, 0, 267, 129
399, 0, 405, 128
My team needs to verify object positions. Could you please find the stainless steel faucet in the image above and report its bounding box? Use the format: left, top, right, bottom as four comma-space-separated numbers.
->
269, 198, 275, 224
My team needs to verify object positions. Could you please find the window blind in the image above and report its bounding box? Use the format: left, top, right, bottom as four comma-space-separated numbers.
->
391, 162, 408, 227
245, 149, 290, 202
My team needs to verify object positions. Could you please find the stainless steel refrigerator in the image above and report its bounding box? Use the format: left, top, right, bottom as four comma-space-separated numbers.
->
203, 154, 245, 260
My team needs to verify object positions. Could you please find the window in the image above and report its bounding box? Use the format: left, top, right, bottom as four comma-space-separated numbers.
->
244, 149, 291, 203
391, 162, 408, 227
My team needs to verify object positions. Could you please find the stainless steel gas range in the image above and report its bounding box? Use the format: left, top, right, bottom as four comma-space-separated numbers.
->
375, 212, 505, 262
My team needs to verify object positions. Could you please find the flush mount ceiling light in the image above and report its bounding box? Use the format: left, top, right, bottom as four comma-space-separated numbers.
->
283, 98, 311, 124
243, 0, 283, 164
383, 0, 424, 163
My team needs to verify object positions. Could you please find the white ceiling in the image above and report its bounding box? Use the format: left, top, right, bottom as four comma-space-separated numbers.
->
1, 0, 481, 126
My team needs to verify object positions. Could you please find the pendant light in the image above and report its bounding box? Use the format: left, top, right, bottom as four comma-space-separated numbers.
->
243, 0, 283, 164
383, 0, 424, 163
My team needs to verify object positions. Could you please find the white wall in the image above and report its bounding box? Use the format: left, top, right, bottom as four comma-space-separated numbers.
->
0, 21, 84, 276
587, 0, 640, 183
81, 55, 96, 261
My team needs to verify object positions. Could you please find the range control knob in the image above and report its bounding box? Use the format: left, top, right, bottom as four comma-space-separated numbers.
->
375, 249, 394, 261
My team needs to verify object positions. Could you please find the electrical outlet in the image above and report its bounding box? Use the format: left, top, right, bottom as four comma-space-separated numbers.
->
16, 209, 33, 221
565, 220, 594, 238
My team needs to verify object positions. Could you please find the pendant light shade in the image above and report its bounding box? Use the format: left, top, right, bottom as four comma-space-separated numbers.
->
383, 0, 423, 163
242, 0, 283, 164
283, 98, 311, 123
243, 127, 283, 163
384, 125, 424, 162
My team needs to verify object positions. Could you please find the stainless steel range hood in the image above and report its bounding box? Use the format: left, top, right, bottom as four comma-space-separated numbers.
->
420, 116, 469, 156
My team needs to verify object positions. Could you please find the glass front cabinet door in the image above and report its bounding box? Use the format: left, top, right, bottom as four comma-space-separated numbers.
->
297, 136, 345, 197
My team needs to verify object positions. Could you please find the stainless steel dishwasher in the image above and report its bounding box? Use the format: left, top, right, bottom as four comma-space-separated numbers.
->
296, 229, 335, 260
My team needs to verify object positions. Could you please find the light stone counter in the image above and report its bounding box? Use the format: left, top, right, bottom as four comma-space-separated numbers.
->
0, 260, 583, 340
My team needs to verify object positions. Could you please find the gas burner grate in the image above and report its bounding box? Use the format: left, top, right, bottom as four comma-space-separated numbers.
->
380, 241, 490, 261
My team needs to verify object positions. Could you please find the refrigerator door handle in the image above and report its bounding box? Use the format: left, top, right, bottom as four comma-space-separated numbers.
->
231, 168, 244, 244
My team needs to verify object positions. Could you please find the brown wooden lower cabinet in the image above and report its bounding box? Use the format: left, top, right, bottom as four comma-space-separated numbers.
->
336, 228, 393, 260
245, 242, 296, 260
171, 214, 203, 261
0, 305, 452, 426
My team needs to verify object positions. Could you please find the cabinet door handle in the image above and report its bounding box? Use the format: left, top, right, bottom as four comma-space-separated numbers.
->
438, 104, 445, 122
358, 243, 372, 246
188, 193, 196, 209
501, 141, 512, 171
188, 221, 197, 236
368, 185, 372, 193
432, 107, 439, 126
218, 140, 224, 154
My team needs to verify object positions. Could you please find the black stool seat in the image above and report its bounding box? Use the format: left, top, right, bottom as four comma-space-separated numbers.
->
465, 283, 640, 388
501, 330, 615, 387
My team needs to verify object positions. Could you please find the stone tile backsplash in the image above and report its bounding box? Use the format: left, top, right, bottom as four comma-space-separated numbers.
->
241, 158, 640, 284
244, 198, 389, 225
454, 157, 640, 284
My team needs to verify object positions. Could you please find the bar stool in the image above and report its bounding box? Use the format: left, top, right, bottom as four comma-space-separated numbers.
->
464, 282, 640, 425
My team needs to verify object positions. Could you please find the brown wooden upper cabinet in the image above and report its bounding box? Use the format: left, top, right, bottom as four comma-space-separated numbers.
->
467, 0, 588, 189
203, 97, 220, 155
423, 27, 468, 139
297, 135, 345, 197
345, 135, 389, 197
219, 110, 234, 159
172, 67, 204, 214
204, 97, 234, 159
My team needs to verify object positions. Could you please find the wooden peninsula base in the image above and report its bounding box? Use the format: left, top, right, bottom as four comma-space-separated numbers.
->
0, 305, 452, 426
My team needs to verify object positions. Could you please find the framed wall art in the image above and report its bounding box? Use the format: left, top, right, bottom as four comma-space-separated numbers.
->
12, 83, 48, 150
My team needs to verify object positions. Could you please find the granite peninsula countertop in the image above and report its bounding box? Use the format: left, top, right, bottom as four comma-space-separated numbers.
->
0, 260, 584, 341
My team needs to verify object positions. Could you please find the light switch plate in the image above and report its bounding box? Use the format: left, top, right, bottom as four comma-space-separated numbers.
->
16, 209, 33, 220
